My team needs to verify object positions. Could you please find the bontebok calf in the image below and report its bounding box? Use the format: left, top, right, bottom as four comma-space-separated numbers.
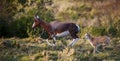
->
84, 33, 110, 53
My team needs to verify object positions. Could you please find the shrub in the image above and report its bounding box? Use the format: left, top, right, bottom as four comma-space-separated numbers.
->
81, 27, 107, 37
90, 27, 107, 36
114, 19, 120, 36
10, 17, 29, 38
70, 12, 79, 20
0, 17, 10, 37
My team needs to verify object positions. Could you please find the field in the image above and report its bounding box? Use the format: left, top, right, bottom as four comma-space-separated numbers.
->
0, 37, 120, 61
0, 0, 120, 61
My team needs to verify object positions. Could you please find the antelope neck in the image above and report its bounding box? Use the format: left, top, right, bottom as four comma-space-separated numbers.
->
39, 20, 52, 33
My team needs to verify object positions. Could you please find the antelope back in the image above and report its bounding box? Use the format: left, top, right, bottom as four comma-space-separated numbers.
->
95, 36, 110, 45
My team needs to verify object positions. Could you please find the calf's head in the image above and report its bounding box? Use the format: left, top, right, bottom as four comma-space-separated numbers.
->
84, 33, 91, 40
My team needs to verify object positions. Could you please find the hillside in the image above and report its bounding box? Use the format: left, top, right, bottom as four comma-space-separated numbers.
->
0, 0, 120, 61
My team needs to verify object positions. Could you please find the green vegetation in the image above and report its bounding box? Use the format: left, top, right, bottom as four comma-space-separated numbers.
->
0, 0, 120, 38
0, 37, 120, 61
0, 0, 120, 61
0, 0, 54, 38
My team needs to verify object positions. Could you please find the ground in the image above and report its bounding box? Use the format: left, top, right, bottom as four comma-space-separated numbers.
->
0, 37, 120, 61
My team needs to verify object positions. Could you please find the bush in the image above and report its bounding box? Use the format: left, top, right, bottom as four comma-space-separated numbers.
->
0, 40, 20, 48
80, 26, 107, 37
0, 0, 54, 38
0, 17, 10, 37
90, 27, 107, 36
70, 12, 79, 20
114, 19, 120, 37
10, 17, 29, 38
2, 7, 54, 38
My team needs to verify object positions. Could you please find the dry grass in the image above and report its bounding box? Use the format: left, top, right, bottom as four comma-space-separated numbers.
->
0, 37, 120, 61
0, 0, 120, 61
49, 0, 120, 28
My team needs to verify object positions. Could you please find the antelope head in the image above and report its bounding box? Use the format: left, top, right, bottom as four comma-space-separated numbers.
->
84, 33, 91, 40
32, 15, 40, 29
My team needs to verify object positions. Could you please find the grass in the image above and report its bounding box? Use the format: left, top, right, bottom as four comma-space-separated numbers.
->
0, 37, 120, 61
0, 0, 120, 61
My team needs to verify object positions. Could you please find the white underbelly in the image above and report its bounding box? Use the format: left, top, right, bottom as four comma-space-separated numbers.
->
55, 31, 70, 37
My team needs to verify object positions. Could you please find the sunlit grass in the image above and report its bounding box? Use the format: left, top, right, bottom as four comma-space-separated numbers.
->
0, 37, 120, 61
0, 0, 120, 61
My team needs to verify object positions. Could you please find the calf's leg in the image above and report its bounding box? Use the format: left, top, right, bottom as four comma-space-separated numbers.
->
93, 45, 100, 53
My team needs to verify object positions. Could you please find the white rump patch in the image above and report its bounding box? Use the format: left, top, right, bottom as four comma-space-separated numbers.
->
55, 31, 70, 37
76, 24, 80, 31
32, 22, 35, 28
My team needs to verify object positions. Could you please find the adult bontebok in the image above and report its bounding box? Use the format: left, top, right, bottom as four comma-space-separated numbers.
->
84, 33, 110, 53
32, 15, 80, 46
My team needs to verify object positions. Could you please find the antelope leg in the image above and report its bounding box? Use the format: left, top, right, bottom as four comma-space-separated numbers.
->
96, 45, 100, 53
45, 39, 55, 46
93, 46, 100, 53
93, 46, 96, 53
68, 38, 79, 46
52, 37, 57, 44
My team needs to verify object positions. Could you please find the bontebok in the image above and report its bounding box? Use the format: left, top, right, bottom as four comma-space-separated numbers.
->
32, 15, 80, 46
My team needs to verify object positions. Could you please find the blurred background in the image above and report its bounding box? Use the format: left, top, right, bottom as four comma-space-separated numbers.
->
0, 0, 120, 61
0, 0, 120, 38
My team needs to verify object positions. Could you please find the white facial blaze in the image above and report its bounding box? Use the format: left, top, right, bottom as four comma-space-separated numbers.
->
32, 22, 35, 28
